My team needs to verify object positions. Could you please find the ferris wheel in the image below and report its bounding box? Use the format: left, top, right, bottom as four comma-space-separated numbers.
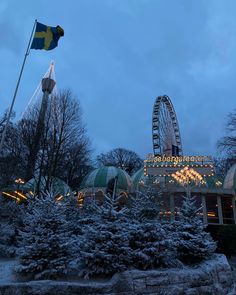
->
152, 95, 183, 156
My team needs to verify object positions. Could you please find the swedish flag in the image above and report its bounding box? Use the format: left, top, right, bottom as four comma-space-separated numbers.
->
31, 22, 64, 51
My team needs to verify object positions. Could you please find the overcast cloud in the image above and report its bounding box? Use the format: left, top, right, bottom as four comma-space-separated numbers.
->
0, 0, 235, 159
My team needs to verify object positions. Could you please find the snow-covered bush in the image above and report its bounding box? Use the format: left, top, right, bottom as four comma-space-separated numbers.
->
16, 192, 75, 280
0, 222, 17, 257
79, 193, 179, 278
130, 186, 162, 221
0, 196, 23, 257
128, 222, 179, 269
79, 194, 131, 278
64, 196, 84, 236
172, 194, 216, 263
79, 218, 132, 278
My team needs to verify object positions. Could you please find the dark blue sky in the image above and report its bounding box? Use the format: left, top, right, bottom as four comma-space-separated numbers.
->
0, 0, 235, 159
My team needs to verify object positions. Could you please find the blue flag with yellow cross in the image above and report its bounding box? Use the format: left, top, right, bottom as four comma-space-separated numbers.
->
31, 22, 64, 50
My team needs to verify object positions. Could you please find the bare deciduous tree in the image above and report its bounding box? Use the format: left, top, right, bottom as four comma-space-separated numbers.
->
0, 89, 92, 190
217, 110, 236, 169
96, 147, 143, 175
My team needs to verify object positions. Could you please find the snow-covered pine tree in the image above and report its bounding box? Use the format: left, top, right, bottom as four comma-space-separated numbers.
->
16, 192, 74, 280
0, 222, 17, 257
79, 193, 132, 278
96, 193, 129, 221
128, 221, 179, 269
64, 196, 83, 236
130, 185, 162, 221
0, 196, 23, 257
173, 193, 216, 263
79, 192, 179, 277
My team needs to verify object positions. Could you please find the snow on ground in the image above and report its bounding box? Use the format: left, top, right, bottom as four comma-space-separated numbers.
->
0, 259, 17, 283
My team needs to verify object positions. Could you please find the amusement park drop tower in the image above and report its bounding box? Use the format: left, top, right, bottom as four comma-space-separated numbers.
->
25, 64, 56, 180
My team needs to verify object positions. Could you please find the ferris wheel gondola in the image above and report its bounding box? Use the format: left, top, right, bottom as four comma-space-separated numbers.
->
152, 95, 183, 156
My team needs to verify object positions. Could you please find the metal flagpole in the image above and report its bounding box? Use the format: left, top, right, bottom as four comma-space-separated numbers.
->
0, 19, 37, 154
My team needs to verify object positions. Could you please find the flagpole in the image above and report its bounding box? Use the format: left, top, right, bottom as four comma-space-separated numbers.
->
0, 19, 37, 154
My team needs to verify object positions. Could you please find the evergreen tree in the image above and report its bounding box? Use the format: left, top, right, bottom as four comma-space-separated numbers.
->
173, 194, 216, 263
16, 192, 74, 279
79, 193, 131, 278
130, 186, 161, 221
0, 222, 17, 257
128, 222, 179, 269
0, 196, 23, 257
79, 193, 179, 278
64, 196, 83, 236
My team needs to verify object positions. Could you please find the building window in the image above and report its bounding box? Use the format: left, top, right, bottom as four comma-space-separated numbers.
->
221, 196, 234, 224
205, 195, 219, 224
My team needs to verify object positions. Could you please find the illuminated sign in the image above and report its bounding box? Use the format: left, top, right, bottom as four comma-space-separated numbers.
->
144, 155, 214, 177
145, 155, 213, 164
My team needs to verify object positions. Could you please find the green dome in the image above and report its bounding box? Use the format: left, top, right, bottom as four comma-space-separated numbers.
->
80, 166, 132, 193
23, 176, 71, 196
224, 164, 236, 190
131, 168, 148, 189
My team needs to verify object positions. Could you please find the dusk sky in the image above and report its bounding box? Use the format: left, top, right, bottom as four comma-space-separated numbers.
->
0, 0, 235, 159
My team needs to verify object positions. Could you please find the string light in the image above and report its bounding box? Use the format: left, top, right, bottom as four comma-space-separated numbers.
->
14, 178, 25, 184
171, 167, 203, 186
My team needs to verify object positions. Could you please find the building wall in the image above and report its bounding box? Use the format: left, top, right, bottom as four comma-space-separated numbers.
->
158, 190, 236, 225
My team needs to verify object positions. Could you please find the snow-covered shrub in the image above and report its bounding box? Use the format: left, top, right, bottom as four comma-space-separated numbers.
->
79, 193, 179, 278
16, 192, 75, 280
215, 225, 236, 258
173, 194, 216, 263
64, 196, 84, 236
79, 194, 131, 278
128, 222, 179, 269
130, 186, 162, 221
79, 218, 132, 278
0, 196, 23, 257
0, 222, 17, 257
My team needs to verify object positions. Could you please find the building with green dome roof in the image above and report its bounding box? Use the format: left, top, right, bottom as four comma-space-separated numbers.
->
0, 176, 72, 202
23, 176, 72, 196
80, 163, 236, 225
130, 95, 236, 225
79, 166, 132, 203
131, 168, 148, 189
131, 163, 236, 225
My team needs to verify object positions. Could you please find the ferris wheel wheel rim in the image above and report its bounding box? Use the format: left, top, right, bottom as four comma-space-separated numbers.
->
152, 95, 183, 156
